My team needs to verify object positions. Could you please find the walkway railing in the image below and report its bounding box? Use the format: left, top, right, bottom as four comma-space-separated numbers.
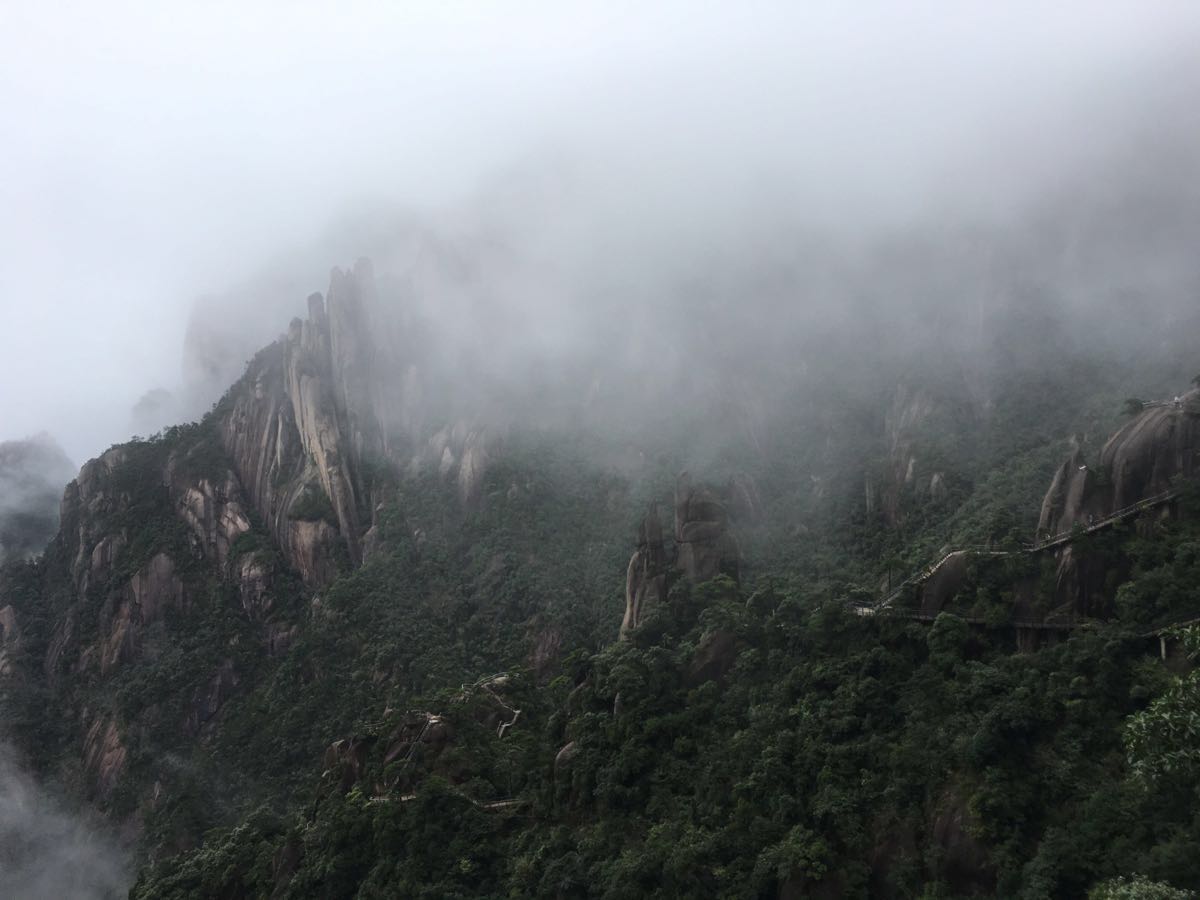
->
862, 488, 1181, 614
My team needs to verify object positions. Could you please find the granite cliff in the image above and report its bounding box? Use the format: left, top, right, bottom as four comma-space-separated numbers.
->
1038, 389, 1200, 537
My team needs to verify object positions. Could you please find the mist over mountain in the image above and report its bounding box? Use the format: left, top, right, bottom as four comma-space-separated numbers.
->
5, 3, 1200, 461
4, 4, 1200, 899
0, 741, 127, 900
0, 435, 75, 563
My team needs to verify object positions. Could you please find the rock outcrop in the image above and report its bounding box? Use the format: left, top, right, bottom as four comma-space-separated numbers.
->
620, 474, 743, 638
619, 506, 669, 637
213, 260, 497, 584
916, 551, 972, 616
0, 604, 20, 677
61, 447, 132, 598
421, 423, 493, 508
674, 473, 740, 584
1039, 390, 1200, 536
167, 455, 252, 570
877, 385, 953, 526
218, 282, 372, 585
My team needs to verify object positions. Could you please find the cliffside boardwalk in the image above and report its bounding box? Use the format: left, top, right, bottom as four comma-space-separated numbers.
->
855, 487, 1182, 620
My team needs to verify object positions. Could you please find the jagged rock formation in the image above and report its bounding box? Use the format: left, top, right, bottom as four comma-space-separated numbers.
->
165, 452, 252, 570
619, 506, 668, 638
214, 259, 496, 583
218, 266, 385, 583
422, 422, 492, 508
4, 430, 309, 811
675, 472, 741, 584
1039, 389, 1200, 536
874, 385, 954, 526
620, 474, 744, 638
0, 257, 508, 817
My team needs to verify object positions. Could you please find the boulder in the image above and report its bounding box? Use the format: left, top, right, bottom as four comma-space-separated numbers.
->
1039, 389, 1200, 536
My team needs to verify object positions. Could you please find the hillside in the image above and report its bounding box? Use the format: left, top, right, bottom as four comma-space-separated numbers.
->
0, 258, 1198, 897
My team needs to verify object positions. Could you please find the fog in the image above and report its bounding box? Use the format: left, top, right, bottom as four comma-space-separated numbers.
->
2, 7, 1200, 894
3, 2, 1200, 463
0, 742, 128, 899
0, 434, 75, 562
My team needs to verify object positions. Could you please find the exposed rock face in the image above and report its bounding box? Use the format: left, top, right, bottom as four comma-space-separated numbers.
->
674, 473, 740, 584
917, 551, 972, 616
235, 552, 273, 618
201, 258, 502, 585
25, 428, 307, 809
96, 552, 185, 675
1103, 389, 1200, 507
930, 789, 993, 894
554, 740, 579, 775
421, 423, 492, 508
83, 715, 127, 801
62, 447, 131, 598
167, 457, 252, 570
218, 291, 363, 585
1039, 389, 1200, 535
1037, 447, 1109, 537
878, 385, 951, 526
0, 604, 20, 677
619, 506, 669, 638
6, 255, 511, 829
621, 475, 744, 638
187, 659, 239, 735
687, 629, 739, 685
212, 261, 490, 585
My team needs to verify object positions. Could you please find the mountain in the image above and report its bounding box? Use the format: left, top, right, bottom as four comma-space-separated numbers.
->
2, 251, 1200, 897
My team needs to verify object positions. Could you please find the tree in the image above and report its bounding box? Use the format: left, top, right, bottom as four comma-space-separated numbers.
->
1089, 874, 1192, 899
1123, 398, 1146, 416
1124, 626, 1200, 784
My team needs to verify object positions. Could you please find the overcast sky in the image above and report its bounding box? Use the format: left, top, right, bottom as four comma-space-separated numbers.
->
2, 2, 1200, 465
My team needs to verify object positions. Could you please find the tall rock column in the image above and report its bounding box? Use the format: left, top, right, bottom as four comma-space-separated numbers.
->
620, 506, 668, 638
674, 472, 740, 583
284, 296, 363, 565
620, 475, 743, 639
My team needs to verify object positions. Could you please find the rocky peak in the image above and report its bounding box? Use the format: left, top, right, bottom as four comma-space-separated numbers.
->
1038, 388, 1200, 536
217, 263, 395, 582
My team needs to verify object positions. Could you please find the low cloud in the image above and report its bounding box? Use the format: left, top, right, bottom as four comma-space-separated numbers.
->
0, 743, 129, 900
